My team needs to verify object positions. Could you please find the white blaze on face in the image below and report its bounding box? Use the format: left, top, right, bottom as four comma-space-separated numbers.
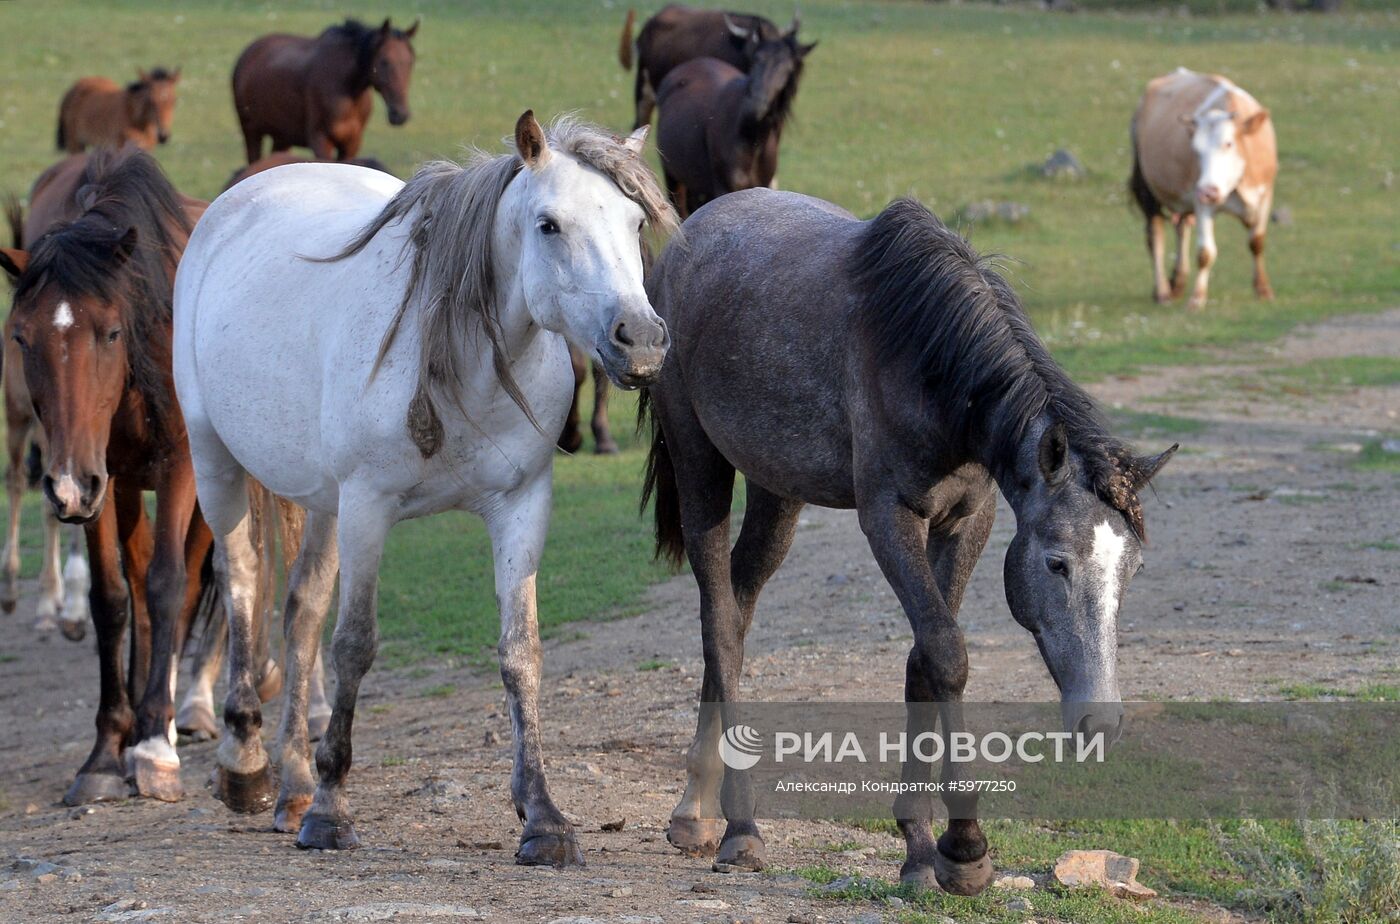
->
54, 300, 75, 331
1088, 520, 1127, 623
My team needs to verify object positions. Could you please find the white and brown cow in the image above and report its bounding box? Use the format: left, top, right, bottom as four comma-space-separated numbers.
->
1130, 68, 1277, 311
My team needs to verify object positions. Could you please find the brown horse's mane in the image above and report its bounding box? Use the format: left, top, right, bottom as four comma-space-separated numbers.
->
12, 148, 191, 438
849, 198, 1151, 539
125, 66, 176, 94
314, 116, 677, 458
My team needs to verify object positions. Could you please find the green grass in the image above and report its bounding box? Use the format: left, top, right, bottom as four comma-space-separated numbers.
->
1278, 682, 1400, 702
1353, 439, 1400, 473
1262, 357, 1400, 392
1, 1, 1397, 666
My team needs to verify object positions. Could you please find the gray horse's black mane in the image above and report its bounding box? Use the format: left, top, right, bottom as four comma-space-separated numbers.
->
12, 148, 190, 437
850, 198, 1148, 536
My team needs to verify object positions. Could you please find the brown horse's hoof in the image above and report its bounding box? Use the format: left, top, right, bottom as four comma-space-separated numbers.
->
557, 431, 584, 454
63, 771, 129, 806
593, 439, 619, 456
714, 833, 766, 872
0, 597, 15, 614
256, 661, 284, 703
668, 816, 724, 857
516, 832, 585, 868
274, 793, 313, 834
130, 741, 184, 803
307, 709, 331, 743
176, 702, 220, 743
931, 849, 994, 896
59, 616, 86, 642
214, 763, 276, 814
297, 812, 361, 850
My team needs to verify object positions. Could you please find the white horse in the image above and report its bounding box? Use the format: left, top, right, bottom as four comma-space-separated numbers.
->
173, 112, 674, 864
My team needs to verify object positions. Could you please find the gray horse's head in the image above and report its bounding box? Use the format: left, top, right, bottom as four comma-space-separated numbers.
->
1003, 422, 1175, 742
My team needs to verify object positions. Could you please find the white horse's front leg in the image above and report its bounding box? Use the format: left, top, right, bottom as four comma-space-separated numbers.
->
33, 504, 64, 632
297, 488, 393, 851
488, 471, 583, 867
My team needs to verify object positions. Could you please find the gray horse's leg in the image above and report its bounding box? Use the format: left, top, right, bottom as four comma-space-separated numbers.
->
589, 361, 617, 454
297, 490, 392, 850
858, 492, 994, 896
274, 510, 339, 833
488, 474, 583, 866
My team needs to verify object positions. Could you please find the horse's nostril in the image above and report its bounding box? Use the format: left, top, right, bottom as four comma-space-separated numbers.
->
87, 475, 103, 501
612, 322, 635, 348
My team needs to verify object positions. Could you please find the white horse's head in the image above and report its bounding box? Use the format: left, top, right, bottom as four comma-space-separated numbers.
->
501, 111, 672, 389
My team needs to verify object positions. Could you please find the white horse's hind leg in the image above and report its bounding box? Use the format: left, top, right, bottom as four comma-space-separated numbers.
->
489, 473, 583, 867
308, 645, 331, 741
297, 488, 392, 850
33, 504, 64, 632
272, 510, 338, 834
59, 528, 90, 641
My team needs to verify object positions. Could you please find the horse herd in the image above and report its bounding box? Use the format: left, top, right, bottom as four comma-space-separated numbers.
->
1, 2, 1288, 895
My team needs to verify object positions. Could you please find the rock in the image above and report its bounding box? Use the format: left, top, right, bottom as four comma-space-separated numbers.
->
608, 887, 633, 898
1007, 896, 1034, 912
820, 875, 857, 893
1053, 849, 1156, 899
993, 874, 1036, 890
483, 729, 501, 746
600, 817, 626, 832
960, 200, 1031, 226
35, 873, 58, 884
786, 914, 815, 924
1039, 148, 1085, 179
1271, 206, 1293, 226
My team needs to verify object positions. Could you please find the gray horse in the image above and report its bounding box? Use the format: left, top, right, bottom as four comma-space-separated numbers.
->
641, 190, 1175, 893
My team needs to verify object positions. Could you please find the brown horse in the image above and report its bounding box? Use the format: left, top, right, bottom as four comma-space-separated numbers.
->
57, 68, 180, 153
232, 18, 419, 164
223, 152, 394, 191
558, 349, 618, 454
0, 149, 291, 803
654, 18, 815, 217
619, 5, 781, 130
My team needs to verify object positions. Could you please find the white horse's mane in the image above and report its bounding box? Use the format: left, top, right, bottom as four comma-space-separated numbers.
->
321, 117, 677, 457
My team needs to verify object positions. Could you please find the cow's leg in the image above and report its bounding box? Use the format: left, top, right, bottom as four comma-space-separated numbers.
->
1248, 195, 1273, 300
590, 362, 617, 455
1188, 207, 1217, 311
1148, 213, 1169, 303
1170, 213, 1194, 299
33, 502, 64, 631
274, 510, 339, 834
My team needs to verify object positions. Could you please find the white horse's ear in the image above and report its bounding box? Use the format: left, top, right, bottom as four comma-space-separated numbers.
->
515, 110, 552, 170
623, 125, 648, 155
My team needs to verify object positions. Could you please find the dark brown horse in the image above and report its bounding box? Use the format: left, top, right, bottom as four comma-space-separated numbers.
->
558, 349, 618, 454
619, 5, 781, 129
641, 189, 1174, 892
57, 68, 180, 153
654, 20, 815, 217
0, 150, 289, 803
232, 18, 418, 163
223, 153, 395, 191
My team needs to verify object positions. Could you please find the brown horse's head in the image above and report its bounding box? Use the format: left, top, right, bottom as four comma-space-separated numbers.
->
0, 151, 188, 523
728, 14, 816, 124
127, 67, 181, 146
371, 18, 418, 126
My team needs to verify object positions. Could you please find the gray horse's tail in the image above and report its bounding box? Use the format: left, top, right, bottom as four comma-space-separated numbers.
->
619, 9, 635, 70
638, 390, 685, 568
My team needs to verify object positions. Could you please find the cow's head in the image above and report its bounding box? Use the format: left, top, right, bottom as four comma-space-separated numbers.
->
1185, 107, 1269, 207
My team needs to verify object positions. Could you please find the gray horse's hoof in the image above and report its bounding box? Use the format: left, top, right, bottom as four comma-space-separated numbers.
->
668, 816, 724, 857
516, 831, 585, 867
63, 771, 129, 805
297, 812, 361, 850
214, 763, 276, 815
714, 833, 766, 872
930, 849, 994, 895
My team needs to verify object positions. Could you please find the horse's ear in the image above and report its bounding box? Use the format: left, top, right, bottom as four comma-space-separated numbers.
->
785, 8, 801, 38
1128, 444, 1178, 491
1241, 109, 1269, 135
514, 110, 551, 170
622, 125, 648, 156
1038, 422, 1070, 486
798, 40, 818, 57
378, 18, 393, 39
136, 68, 149, 83
110, 227, 139, 266
404, 17, 420, 39
0, 247, 28, 281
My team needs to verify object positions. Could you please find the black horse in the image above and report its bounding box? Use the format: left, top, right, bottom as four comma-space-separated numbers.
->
641, 189, 1175, 893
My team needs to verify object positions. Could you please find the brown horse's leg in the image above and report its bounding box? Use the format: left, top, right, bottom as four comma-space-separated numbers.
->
64, 486, 133, 805
558, 348, 586, 453
857, 492, 993, 895
274, 510, 339, 833
589, 362, 617, 454
127, 467, 200, 802
116, 490, 154, 710
307, 129, 336, 162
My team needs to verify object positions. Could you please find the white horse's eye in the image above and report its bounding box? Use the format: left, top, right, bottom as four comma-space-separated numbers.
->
538, 218, 560, 236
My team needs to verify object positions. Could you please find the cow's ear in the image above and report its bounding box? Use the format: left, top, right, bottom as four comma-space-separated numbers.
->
1241, 109, 1269, 135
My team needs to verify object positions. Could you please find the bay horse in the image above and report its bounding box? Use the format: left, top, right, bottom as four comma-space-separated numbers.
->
57, 68, 180, 153
640, 189, 1175, 892
0, 149, 293, 802
173, 113, 673, 861
3, 180, 89, 636
619, 5, 781, 130
654, 19, 815, 217
232, 18, 419, 164
558, 349, 618, 454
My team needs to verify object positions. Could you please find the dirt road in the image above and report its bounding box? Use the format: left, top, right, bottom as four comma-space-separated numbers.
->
2, 310, 1396, 923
